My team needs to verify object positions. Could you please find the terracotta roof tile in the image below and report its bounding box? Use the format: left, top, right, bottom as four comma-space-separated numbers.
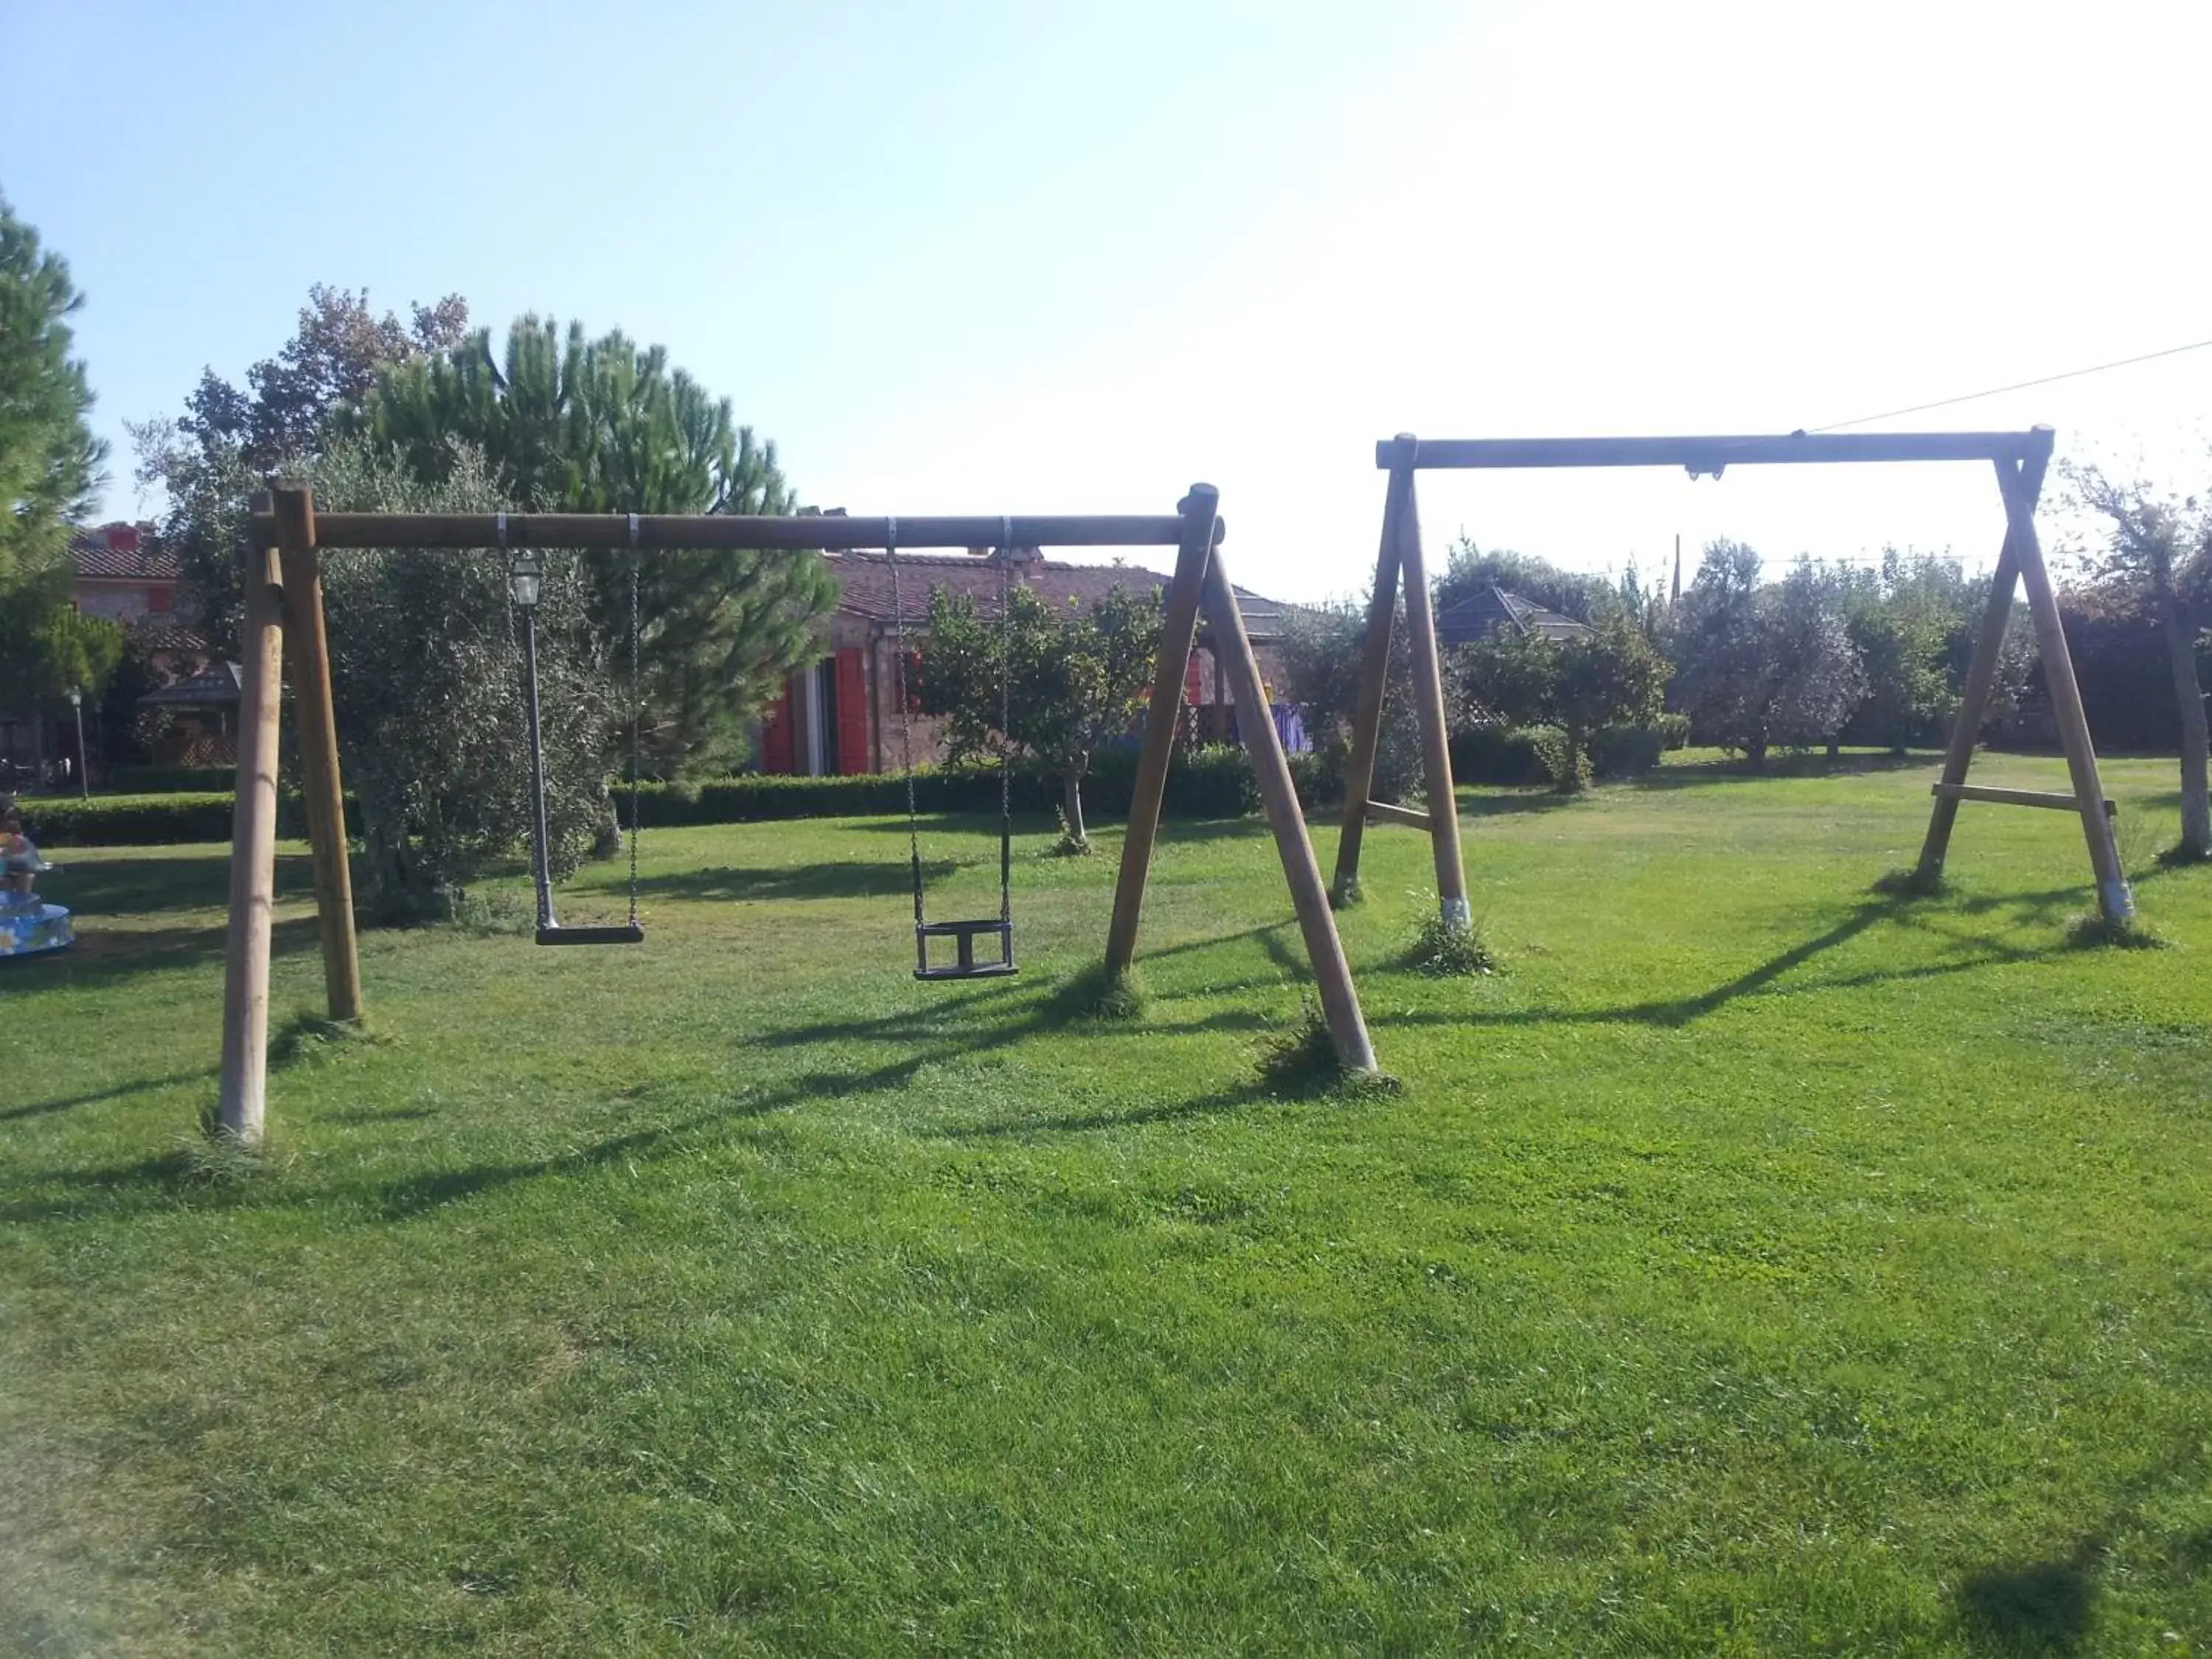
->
70, 522, 178, 581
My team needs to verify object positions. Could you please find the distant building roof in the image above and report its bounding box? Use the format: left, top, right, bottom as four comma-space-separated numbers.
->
137, 661, 240, 707
1435, 585, 1593, 647
71, 522, 178, 582
131, 624, 210, 655
828, 552, 1294, 641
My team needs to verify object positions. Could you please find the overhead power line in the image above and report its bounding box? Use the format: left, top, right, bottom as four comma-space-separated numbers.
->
1812, 335, 2212, 433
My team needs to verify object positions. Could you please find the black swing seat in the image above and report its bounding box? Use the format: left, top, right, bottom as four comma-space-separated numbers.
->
914, 918, 1017, 981
537, 923, 646, 947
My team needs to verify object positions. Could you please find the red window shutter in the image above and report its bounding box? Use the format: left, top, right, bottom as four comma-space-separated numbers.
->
835, 649, 870, 773
762, 681, 796, 773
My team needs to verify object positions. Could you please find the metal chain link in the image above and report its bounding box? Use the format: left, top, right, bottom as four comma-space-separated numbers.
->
627, 538, 642, 928
886, 521, 925, 932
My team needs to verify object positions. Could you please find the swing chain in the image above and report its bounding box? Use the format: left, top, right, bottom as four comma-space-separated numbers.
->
627, 515, 642, 929
886, 520, 926, 936
997, 517, 1013, 925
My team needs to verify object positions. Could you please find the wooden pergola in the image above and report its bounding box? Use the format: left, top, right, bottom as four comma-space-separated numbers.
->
1332, 426, 2131, 928
219, 483, 1380, 1143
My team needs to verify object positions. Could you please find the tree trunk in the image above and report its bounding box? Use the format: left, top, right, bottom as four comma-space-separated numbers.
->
362, 802, 448, 925
2159, 596, 2211, 856
1061, 766, 1088, 850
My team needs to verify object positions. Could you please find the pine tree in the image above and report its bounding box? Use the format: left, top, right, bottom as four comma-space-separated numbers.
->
0, 194, 104, 592
369, 318, 835, 773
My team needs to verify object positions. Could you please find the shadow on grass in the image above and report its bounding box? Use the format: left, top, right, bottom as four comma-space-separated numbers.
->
40, 851, 317, 917
633, 858, 962, 905
52, 914, 325, 981
1619, 750, 1935, 792
1958, 1540, 2101, 1653
0, 1068, 217, 1124
1366, 886, 2080, 1035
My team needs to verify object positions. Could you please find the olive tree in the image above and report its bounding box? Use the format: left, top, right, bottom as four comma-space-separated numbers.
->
307, 439, 613, 922
918, 579, 1160, 852
2061, 460, 2211, 859
1674, 543, 1867, 768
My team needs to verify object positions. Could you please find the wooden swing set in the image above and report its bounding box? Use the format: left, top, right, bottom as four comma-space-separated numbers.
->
218, 428, 2124, 1141
218, 481, 1389, 1140
1327, 425, 2132, 926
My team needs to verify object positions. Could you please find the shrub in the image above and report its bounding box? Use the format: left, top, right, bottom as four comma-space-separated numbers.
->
1448, 727, 1553, 786
108, 765, 237, 794
1520, 725, 1588, 790
22, 745, 1270, 849
20, 793, 238, 847
1589, 720, 1683, 779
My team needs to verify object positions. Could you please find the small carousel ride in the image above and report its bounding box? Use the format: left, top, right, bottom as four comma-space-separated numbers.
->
1, 804, 72, 959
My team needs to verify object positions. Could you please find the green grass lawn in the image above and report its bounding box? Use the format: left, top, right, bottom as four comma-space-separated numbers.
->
4, 752, 2211, 1655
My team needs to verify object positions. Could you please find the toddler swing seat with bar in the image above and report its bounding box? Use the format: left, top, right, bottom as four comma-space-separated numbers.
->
883, 515, 1018, 981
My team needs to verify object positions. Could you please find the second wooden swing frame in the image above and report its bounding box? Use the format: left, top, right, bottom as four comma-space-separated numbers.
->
1330, 425, 2133, 928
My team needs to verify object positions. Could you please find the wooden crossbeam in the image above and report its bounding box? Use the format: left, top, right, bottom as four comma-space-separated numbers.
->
255, 511, 1198, 552
1379, 429, 2053, 471
1931, 782, 2116, 817
1364, 800, 1433, 831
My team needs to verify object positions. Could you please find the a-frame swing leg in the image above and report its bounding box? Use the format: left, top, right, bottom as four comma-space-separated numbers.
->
215, 533, 288, 1146
1331, 453, 1411, 905
2006, 458, 2132, 921
1105, 487, 1220, 977
1913, 448, 2131, 921
1332, 437, 1469, 928
1201, 546, 1379, 1075
1394, 465, 1472, 929
1103, 488, 1379, 1075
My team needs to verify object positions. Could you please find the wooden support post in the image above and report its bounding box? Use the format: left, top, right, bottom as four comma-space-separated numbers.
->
1104, 486, 1220, 975
1202, 547, 1378, 1074
216, 533, 288, 1144
2001, 459, 2132, 921
1331, 442, 1411, 904
1393, 469, 1471, 928
274, 485, 363, 1023
1916, 504, 2025, 884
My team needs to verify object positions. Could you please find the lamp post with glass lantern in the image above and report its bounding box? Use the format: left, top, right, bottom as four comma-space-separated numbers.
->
66, 687, 88, 799
509, 550, 557, 931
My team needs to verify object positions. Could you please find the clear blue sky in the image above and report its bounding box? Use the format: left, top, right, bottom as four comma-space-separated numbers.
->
5, 0, 2207, 599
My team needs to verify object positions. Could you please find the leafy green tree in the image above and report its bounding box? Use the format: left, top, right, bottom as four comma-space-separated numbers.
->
1458, 616, 1669, 789
307, 439, 612, 923
0, 194, 104, 594
918, 577, 1161, 851
368, 316, 835, 773
1276, 598, 1425, 804
1673, 543, 1867, 768
0, 566, 124, 764
1832, 549, 1978, 754
2062, 460, 2211, 858
1435, 538, 1616, 625
131, 285, 470, 653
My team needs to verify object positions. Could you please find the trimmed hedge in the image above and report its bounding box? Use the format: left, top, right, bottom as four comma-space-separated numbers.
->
629, 744, 1262, 827
19, 793, 238, 848
108, 765, 236, 794
15, 745, 1270, 847
1590, 714, 1691, 779
1449, 727, 1555, 787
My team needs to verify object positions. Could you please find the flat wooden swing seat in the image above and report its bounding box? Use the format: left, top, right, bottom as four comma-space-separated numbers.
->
537, 922, 646, 947
914, 917, 1017, 981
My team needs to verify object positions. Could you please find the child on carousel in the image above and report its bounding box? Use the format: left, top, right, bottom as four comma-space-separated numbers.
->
2, 805, 44, 900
